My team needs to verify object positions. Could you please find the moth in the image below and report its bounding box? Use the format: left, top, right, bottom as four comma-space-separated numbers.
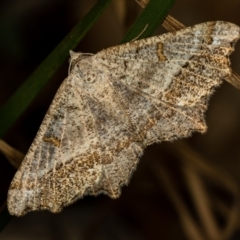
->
8, 21, 240, 216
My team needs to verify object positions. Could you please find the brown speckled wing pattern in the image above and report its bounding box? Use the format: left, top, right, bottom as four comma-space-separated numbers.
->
8, 21, 240, 216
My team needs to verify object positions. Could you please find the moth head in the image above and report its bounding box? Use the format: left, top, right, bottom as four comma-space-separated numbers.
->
68, 50, 93, 74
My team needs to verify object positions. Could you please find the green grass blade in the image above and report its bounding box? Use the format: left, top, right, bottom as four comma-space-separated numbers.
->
121, 0, 176, 43
0, 0, 112, 137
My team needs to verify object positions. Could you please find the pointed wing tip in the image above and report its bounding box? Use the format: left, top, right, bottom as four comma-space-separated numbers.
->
196, 21, 240, 41
7, 186, 63, 216
216, 21, 240, 39
7, 192, 64, 216
7, 193, 26, 217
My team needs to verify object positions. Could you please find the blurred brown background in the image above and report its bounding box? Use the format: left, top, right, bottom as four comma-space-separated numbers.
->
1, 0, 240, 239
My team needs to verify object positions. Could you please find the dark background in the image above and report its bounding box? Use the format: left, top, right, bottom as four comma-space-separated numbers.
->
1, 0, 240, 239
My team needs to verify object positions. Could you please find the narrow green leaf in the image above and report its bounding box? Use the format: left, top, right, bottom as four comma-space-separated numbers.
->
121, 0, 176, 43
0, 0, 113, 137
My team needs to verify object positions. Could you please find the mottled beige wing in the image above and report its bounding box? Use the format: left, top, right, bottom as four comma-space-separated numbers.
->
7, 73, 106, 216
88, 21, 240, 198
7, 61, 144, 216
99, 22, 239, 100
94, 21, 240, 142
